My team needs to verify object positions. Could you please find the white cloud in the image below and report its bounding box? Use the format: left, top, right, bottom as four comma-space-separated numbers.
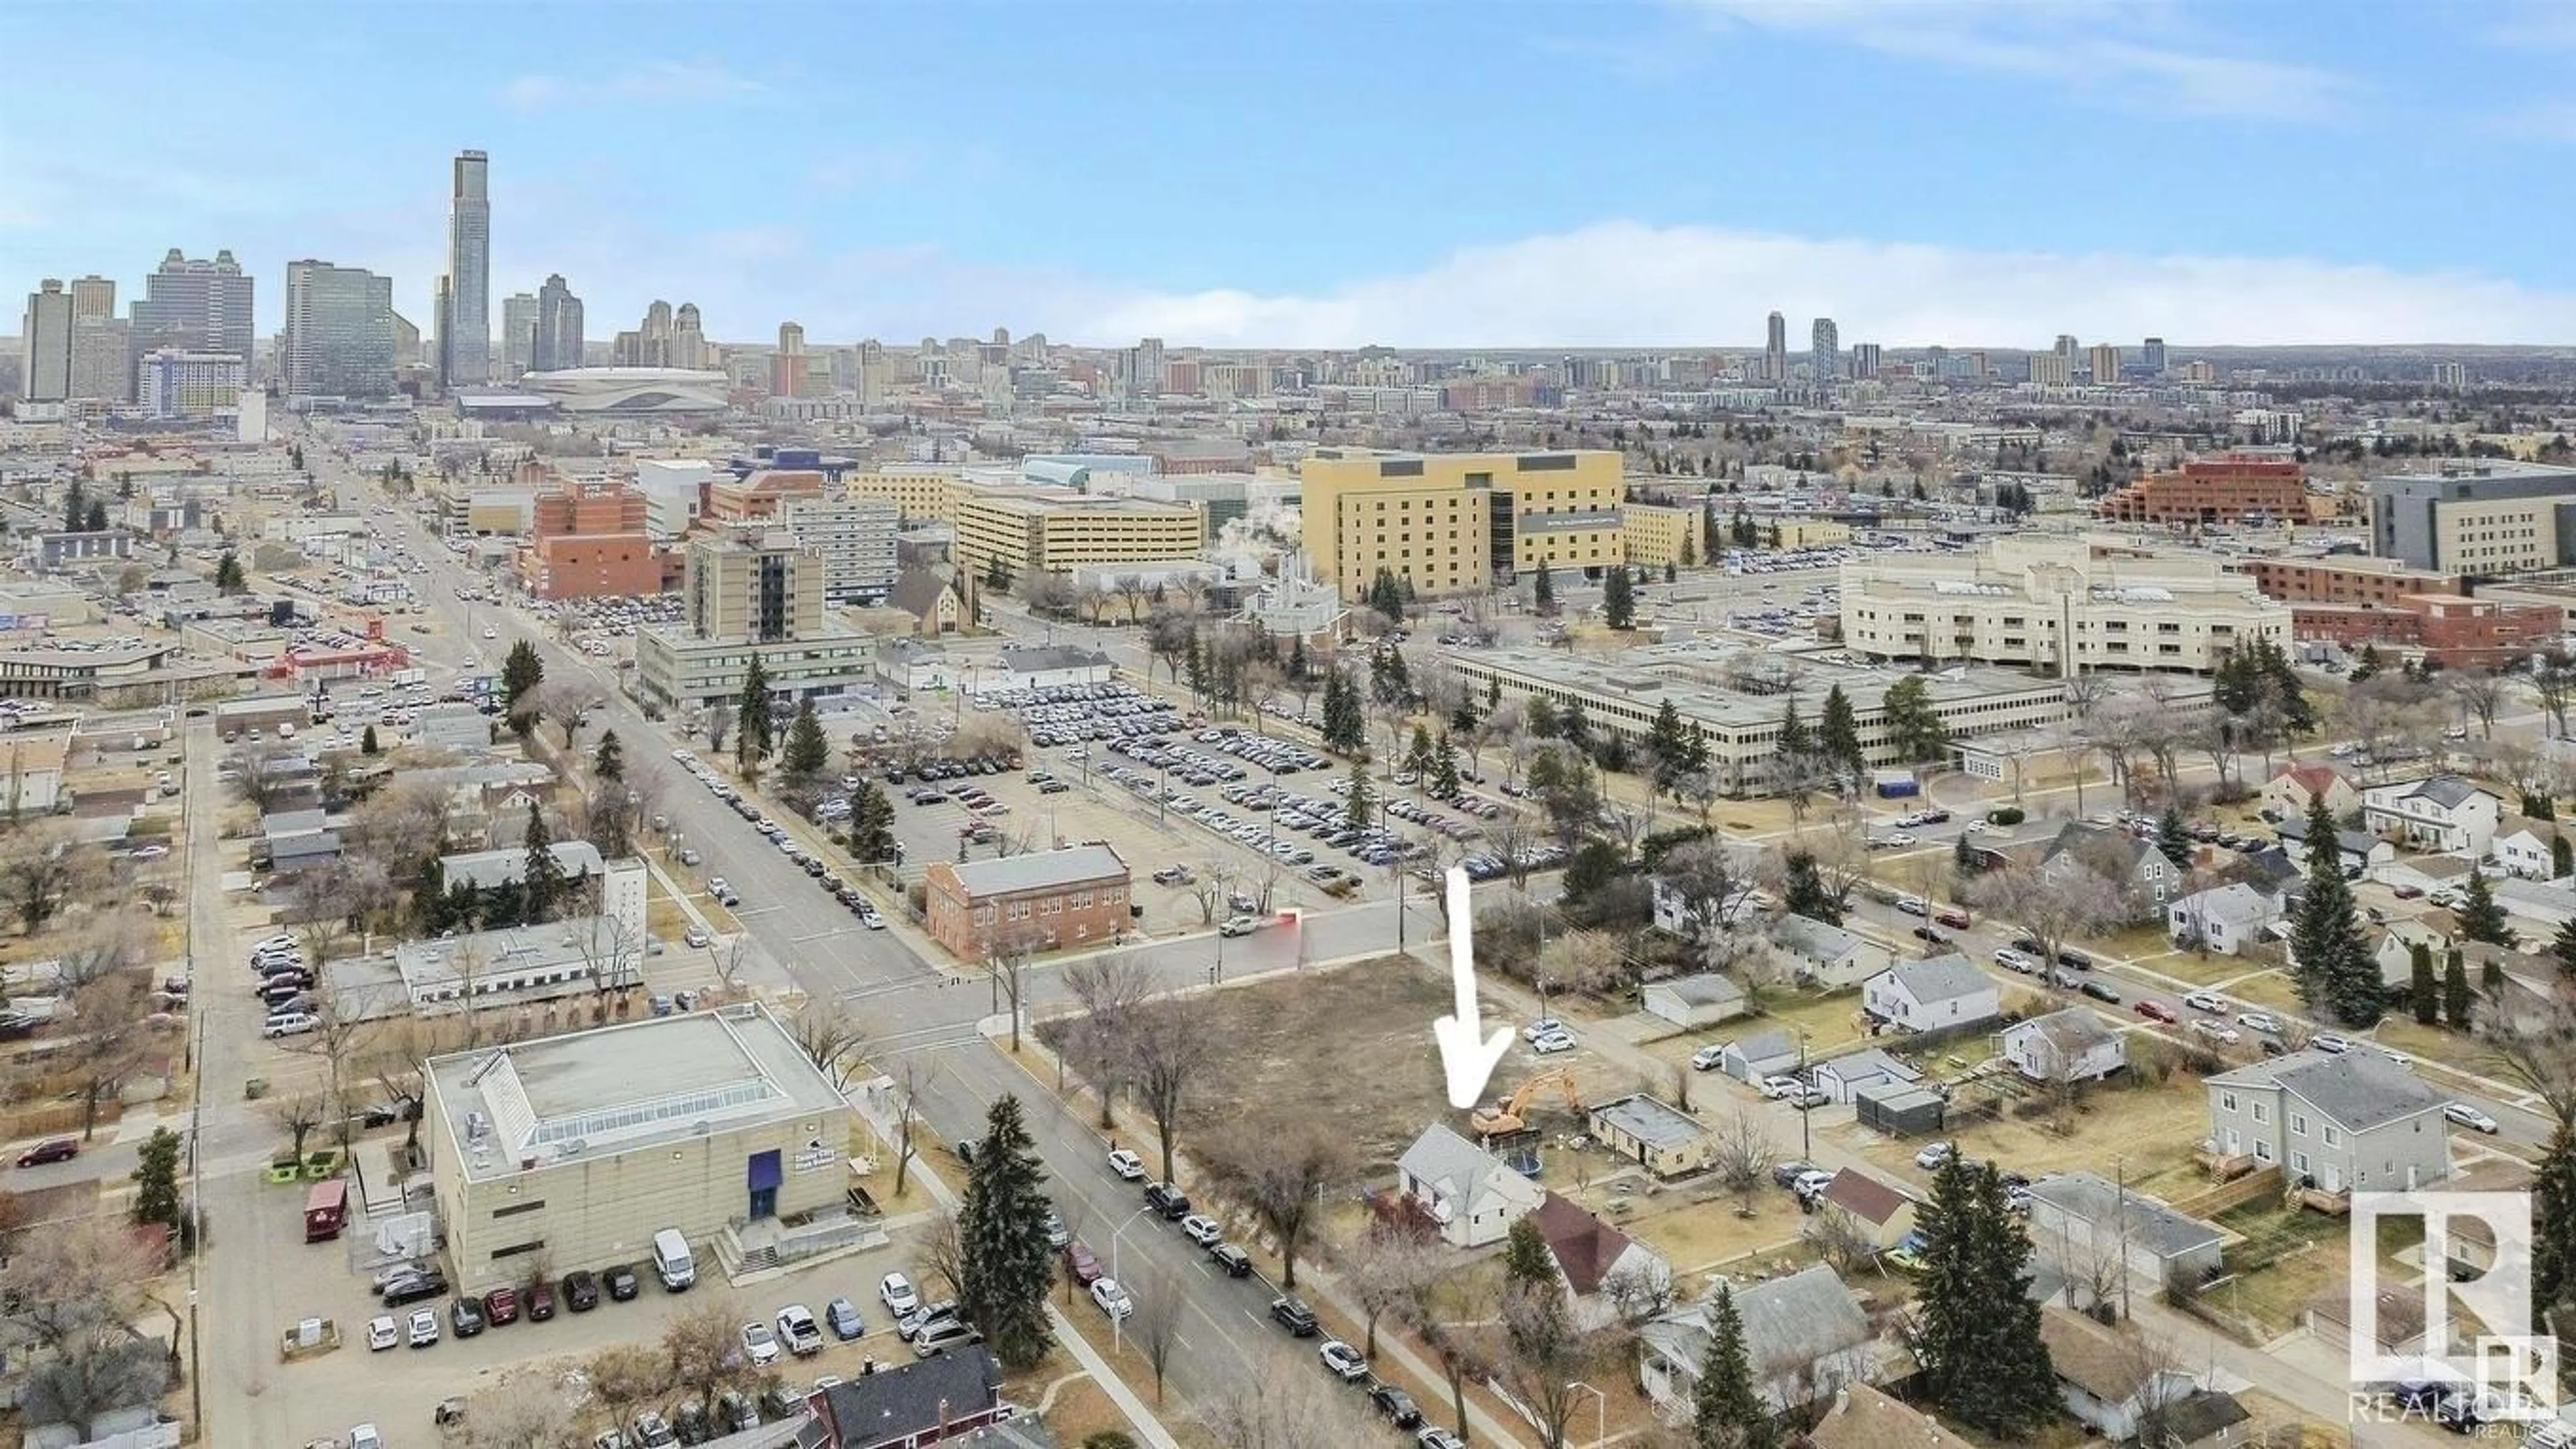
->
1063, 222, 2576, 348
1680, 0, 2357, 120
499, 61, 767, 111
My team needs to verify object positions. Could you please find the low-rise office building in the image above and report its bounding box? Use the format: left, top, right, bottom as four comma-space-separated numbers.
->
423, 1002, 856, 1291
1839, 536, 2289, 676
2231, 554, 2462, 607
780, 496, 900, 604
2097, 457, 2312, 526
923, 844, 1132, 961
1298, 447, 1625, 600
1621, 503, 1699, 569
2367, 462, 2576, 576
949, 483, 1203, 584
633, 626, 875, 713
844, 466, 960, 525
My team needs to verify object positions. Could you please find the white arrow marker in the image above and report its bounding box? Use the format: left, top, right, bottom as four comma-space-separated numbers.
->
1432, 865, 1513, 1110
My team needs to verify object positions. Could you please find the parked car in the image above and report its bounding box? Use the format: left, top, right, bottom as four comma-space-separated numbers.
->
739, 1320, 780, 1366
406, 1308, 439, 1348
1210, 1243, 1254, 1277
1320, 1340, 1368, 1381
1914, 1141, 1956, 1170
1063, 1242, 1104, 1286
1770, 1160, 1817, 1189
2135, 999, 2178, 1023
1144, 1181, 1192, 1219
2191, 1020, 2241, 1045
826, 1297, 865, 1340
2312, 1032, 2353, 1054
1089, 1278, 1134, 1319
382, 1272, 449, 1307
1179, 1214, 1222, 1247
879, 1273, 919, 1316
1107, 1148, 1146, 1181
1690, 1044, 1727, 1071
603, 1265, 641, 1301
2237, 1011, 2282, 1034
909, 1318, 981, 1358
2182, 989, 2229, 1013
15, 1136, 77, 1167
450, 1297, 486, 1338
481, 1286, 519, 1325
2446, 1102, 2502, 1134
1271, 1296, 1320, 1336
2079, 979, 2123, 1004
1371, 1385, 1426, 1429
366, 1314, 399, 1351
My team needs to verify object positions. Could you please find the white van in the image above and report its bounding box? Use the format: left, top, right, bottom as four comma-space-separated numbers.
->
651, 1228, 695, 1290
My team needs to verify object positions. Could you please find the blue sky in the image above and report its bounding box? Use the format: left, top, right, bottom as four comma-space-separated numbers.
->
7, 0, 2576, 347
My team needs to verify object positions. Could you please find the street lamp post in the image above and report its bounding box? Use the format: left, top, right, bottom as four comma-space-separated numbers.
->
1568, 1380, 1606, 1447
1107, 1203, 1157, 1355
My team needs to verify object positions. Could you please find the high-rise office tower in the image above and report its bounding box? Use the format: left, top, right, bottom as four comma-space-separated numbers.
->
19, 280, 72, 401
673, 303, 706, 369
1765, 311, 1786, 380
773, 321, 806, 397
284, 259, 396, 398
432, 276, 455, 388
2432, 360, 2468, 392
2088, 343, 2123, 386
1809, 318, 1839, 389
1850, 342, 1882, 378
131, 249, 255, 370
441, 150, 491, 385
2142, 337, 2167, 375
534, 274, 582, 372
501, 293, 539, 377
64, 275, 129, 402
2054, 333, 2080, 365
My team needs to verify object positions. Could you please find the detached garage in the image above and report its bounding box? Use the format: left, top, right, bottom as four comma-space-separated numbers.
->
1854, 1083, 1946, 1138
1643, 973, 1749, 1029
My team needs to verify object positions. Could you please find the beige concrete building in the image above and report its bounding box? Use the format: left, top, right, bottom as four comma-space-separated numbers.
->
685, 532, 826, 643
423, 1004, 855, 1291
633, 532, 875, 712
1621, 503, 1699, 569
1839, 537, 2289, 676
949, 483, 1201, 583
845, 466, 961, 525
1760, 519, 1854, 550
1298, 447, 1625, 600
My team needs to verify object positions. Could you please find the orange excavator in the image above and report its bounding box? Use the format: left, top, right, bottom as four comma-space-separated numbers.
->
1470, 1067, 1584, 1138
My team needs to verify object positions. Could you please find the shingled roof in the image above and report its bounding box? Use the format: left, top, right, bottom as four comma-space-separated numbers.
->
1530, 1191, 1635, 1296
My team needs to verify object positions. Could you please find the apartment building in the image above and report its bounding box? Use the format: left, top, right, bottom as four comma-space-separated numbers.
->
949, 484, 1201, 582
2367, 463, 2576, 575
780, 496, 900, 604
2097, 458, 2312, 526
1298, 447, 1624, 600
923, 845, 1132, 962
705, 468, 826, 525
845, 466, 960, 525
1839, 537, 2290, 677
1621, 503, 1699, 569
633, 533, 874, 712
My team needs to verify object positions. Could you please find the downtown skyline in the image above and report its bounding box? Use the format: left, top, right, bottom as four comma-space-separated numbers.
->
7, 1, 2576, 349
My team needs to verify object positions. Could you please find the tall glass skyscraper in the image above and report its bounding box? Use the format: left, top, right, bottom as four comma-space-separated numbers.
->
440, 150, 490, 386
131, 249, 254, 364
1810, 317, 1839, 390
284, 260, 395, 398
534, 274, 583, 372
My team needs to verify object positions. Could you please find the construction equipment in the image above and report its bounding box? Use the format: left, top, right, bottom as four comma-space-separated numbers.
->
1470, 1067, 1584, 1138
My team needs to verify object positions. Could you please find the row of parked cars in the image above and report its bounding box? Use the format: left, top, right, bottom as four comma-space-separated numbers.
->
250, 933, 323, 1038
977, 681, 1187, 749
1097, 1148, 1464, 1446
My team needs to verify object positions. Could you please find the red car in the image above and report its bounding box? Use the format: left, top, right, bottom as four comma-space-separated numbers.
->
482, 1286, 519, 1325
1062, 1242, 1103, 1287
2134, 1000, 2179, 1024
15, 1137, 76, 1168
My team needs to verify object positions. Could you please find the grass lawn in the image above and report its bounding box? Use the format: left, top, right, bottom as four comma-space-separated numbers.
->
2136, 949, 2256, 987
1841, 1069, 2212, 1197
2210, 1201, 2352, 1338
1615, 1183, 1812, 1278
1742, 989, 1872, 1055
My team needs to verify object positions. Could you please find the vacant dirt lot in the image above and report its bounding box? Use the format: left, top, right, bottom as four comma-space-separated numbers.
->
1168, 958, 1643, 1177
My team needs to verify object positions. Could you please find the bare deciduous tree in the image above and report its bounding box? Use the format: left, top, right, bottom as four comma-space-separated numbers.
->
1965, 861, 2127, 971
459, 1385, 582, 1449
789, 996, 870, 1093
266, 1089, 325, 1161
1195, 1364, 1384, 1449
924, 1208, 966, 1300
890, 1056, 941, 1199
985, 930, 1038, 1054
1129, 995, 1217, 1185
1206, 1122, 1350, 1291
0, 1216, 170, 1434
1060, 955, 1152, 1126
2449, 669, 2508, 741
66, 972, 159, 1142
1710, 1108, 1774, 1217
660, 1295, 752, 1403
1346, 1229, 1444, 1358
1128, 1262, 1183, 1403
0, 820, 103, 934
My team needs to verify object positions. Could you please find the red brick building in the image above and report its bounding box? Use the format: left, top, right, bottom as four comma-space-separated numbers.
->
924, 844, 1130, 961
521, 481, 662, 600
2098, 458, 2310, 525
2233, 555, 2463, 607
704, 468, 825, 523
2290, 592, 2559, 668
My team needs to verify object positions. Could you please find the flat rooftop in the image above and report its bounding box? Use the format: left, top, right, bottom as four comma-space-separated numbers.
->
428, 1004, 846, 1183
1460, 642, 2068, 729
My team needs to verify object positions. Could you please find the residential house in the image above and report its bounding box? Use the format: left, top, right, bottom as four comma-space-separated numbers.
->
1640, 972, 1748, 1029
2205, 1049, 2451, 1193
1819, 1169, 1919, 1250
2371, 918, 2451, 990
2363, 775, 2504, 857
2039, 1305, 2209, 1443
1588, 1095, 1716, 1179
2043, 821, 2180, 920
1638, 1265, 1876, 1417
1809, 1046, 1921, 1105
2491, 815, 2563, 880
1649, 870, 1762, 939
886, 566, 967, 638
2494, 876, 2576, 930
1529, 1192, 1672, 1331
805, 1344, 1010, 1448
1768, 913, 1894, 989
2024, 1171, 2226, 1295
2161, 1390, 2256, 1449
1806, 1385, 1973, 1449
2275, 813, 2396, 876
2002, 1008, 2128, 1083
1719, 1029, 1801, 1085
258, 806, 341, 873
439, 839, 605, 892
2166, 883, 2283, 956
2261, 762, 2359, 822
1861, 955, 2000, 1033
1393, 1123, 1542, 1249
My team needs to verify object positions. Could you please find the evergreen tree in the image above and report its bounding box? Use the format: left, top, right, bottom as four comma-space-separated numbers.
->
592, 729, 625, 782
360, 724, 380, 755
2534, 1121, 2576, 1322
2443, 955, 2473, 1030
1322, 667, 1365, 754
1648, 698, 1689, 768
1371, 643, 1412, 706
1818, 684, 1863, 780
735, 656, 774, 771
1781, 849, 1842, 926
1664, 559, 1678, 583
500, 639, 545, 714
957, 1094, 1056, 1368
2412, 943, 2440, 1025
1880, 676, 1949, 763
2554, 835, 2572, 879
85, 498, 108, 532
1915, 1157, 2057, 1438
62, 478, 86, 533
2289, 794, 2380, 1025
1286, 635, 1309, 683
521, 802, 567, 924
213, 551, 246, 593
2156, 806, 2193, 868
2554, 918, 2576, 982
782, 698, 830, 785
1603, 566, 1635, 629
1501, 1216, 1556, 1293
1403, 724, 1435, 783
1185, 631, 1207, 703
130, 1126, 184, 1236
848, 781, 899, 862
1776, 700, 1811, 759
2349, 643, 2382, 683
1346, 763, 1374, 837
1432, 733, 1461, 798
1559, 698, 1592, 753
1525, 697, 1559, 739
1533, 563, 1556, 615
2458, 869, 2515, 945
1690, 1285, 1779, 1449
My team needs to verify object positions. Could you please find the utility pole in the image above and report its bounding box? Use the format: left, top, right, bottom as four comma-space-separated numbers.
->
2114, 1152, 2131, 1322
1798, 1028, 1813, 1160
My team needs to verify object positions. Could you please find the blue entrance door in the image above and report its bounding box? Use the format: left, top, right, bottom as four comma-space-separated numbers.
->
747, 1150, 782, 1220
